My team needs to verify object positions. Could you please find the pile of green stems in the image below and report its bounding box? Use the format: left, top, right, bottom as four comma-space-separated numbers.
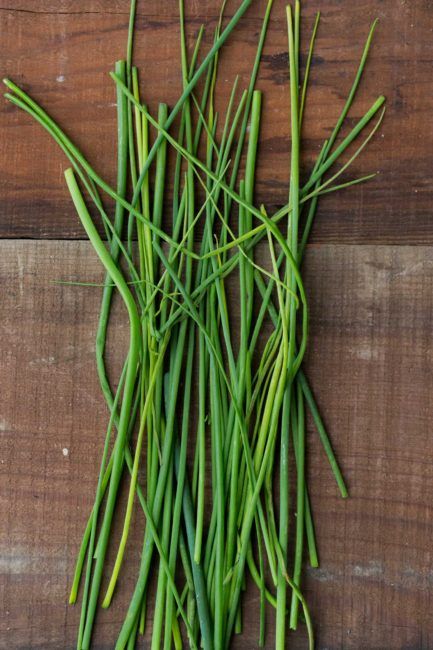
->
4, 0, 385, 647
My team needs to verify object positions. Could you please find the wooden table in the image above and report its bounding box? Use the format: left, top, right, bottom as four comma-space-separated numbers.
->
1, 1, 433, 648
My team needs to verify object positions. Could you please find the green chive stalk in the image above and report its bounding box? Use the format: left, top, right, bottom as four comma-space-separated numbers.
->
276, 6, 301, 647
64, 169, 141, 650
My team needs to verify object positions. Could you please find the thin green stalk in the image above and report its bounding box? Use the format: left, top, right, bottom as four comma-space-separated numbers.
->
126, 611, 139, 650
68, 372, 141, 606
194, 320, 207, 564
209, 353, 225, 649
151, 468, 173, 650
152, 102, 168, 265
225, 91, 262, 588
75, 360, 127, 649
291, 388, 319, 569
246, 543, 277, 608
225, 183, 248, 578
325, 19, 379, 156
102, 335, 169, 607
65, 170, 141, 650
277, 7, 301, 647
299, 372, 348, 497
289, 382, 306, 629
299, 11, 320, 129
126, 0, 137, 72
175, 442, 214, 650
163, 332, 195, 649
257, 522, 267, 647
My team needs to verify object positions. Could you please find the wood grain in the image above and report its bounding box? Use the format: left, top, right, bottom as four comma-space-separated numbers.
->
1, 0, 432, 242
2, 1, 433, 649
2, 240, 433, 649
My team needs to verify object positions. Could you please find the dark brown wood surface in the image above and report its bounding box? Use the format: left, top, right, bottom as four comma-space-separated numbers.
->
1, 1, 433, 649
1, 0, 433, 242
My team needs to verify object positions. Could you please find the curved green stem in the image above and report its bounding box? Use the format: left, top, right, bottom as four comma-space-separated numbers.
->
65, 169, 141, 650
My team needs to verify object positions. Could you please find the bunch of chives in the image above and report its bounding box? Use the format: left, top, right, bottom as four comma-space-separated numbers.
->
4, 0, 384, 647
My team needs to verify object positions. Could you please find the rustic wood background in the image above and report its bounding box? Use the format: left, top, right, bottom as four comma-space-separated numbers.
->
1, 1, 433, 648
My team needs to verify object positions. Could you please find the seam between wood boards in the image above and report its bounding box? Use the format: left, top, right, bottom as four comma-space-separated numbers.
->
0, 239, 429, 247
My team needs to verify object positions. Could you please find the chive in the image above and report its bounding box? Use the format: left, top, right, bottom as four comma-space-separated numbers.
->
126, 611, 139, 650
5, 2, 385, 648
257, 523, 267, 646
138, 591, 147, 635
299, 372, 348, 498
291, 386, 319, 569
65, 169, 141, 649
101, 334, 169, 608
289, 381, 306, 628
152, 102, 168, 261
246, 541, 277, 608
325, 19, 379, 156
299, 12, 320, 130
163, 333, 195, 649
151, 466, 173, 650
75, 359, 127, 647
68, 371, 141, 607
276, 6, 301, 647
209, 350, 225, 649
175, 442, 214, 650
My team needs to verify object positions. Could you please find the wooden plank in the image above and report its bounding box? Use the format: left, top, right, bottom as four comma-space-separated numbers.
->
1, 0, 432, 242
1, 240, 433, 648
